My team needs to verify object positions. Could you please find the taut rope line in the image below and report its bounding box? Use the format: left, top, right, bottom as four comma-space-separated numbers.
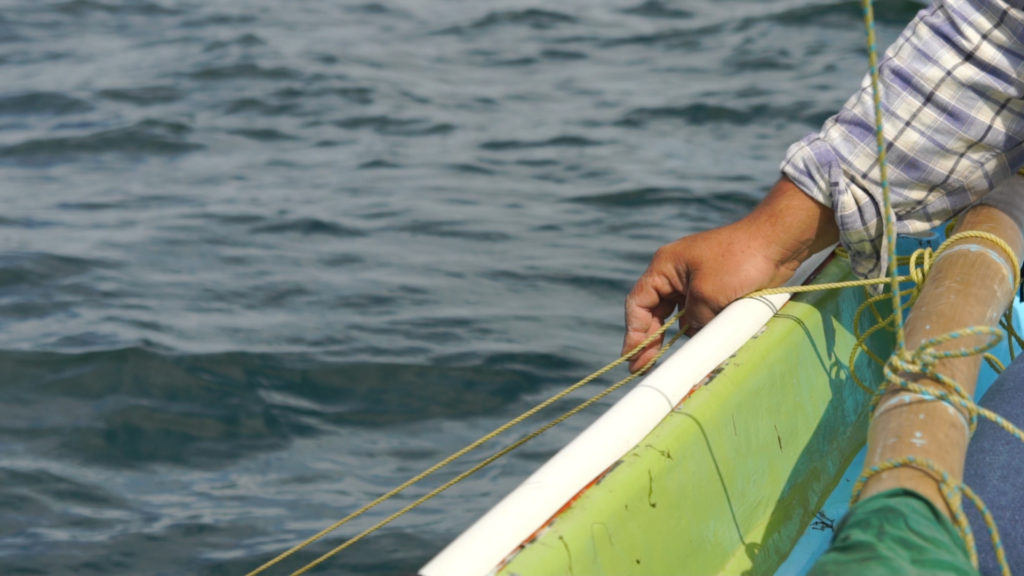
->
247, 2, 1024, 573
860, 0, 904, 349
288, 330, 686, 576
254, 223, 1019, 574
245, 316, 687, 575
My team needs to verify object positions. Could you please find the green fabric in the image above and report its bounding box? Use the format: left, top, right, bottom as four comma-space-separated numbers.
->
809, 488, 978, 576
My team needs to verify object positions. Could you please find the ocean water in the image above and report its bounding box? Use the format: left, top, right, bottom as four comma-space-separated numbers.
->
0, 1, 918, 574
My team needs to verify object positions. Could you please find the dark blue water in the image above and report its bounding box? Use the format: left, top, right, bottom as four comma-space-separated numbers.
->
0, 1, 918, 574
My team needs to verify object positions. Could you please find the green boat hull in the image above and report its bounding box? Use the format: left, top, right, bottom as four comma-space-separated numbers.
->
498, 257, 894, 575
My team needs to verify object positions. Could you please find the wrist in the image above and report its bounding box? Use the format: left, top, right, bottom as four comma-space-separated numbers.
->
740, 176, 838, 271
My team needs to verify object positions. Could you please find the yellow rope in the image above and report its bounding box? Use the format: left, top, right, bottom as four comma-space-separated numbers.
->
755, 230, 1020, 398
288, 329, 686, 576
832, 228, 1020, 574
249, 1, 1024, 571
851, 323, 1024, 575
843, 1, 1022, 572
859, 0, 904, 349
250, 226, 1020, 574
750, 231, 1020, 301
245, 312, 688, 575
814, 233, 1022, 574
851, 456, 1007, 573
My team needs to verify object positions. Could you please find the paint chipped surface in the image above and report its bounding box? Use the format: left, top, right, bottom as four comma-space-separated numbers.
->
911, 431, 927, 447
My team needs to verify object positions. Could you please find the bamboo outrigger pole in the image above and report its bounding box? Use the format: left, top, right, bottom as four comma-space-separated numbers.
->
856, 204, 1024, 517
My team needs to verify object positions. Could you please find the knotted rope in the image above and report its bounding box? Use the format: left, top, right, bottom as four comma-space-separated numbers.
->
837, 2, 1024, 573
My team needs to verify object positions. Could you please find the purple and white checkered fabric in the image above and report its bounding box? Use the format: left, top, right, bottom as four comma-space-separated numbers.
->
781, 0, 1024, 278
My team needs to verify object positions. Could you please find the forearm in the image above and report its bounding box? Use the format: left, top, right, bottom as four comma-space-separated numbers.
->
738, 176, 839, 274
781, 0, 1024, 278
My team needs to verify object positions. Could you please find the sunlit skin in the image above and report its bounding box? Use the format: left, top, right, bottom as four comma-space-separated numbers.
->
622, 176, 839, 372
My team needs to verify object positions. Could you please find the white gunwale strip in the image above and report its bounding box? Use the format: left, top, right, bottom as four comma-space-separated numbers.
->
419, 247, 836, 576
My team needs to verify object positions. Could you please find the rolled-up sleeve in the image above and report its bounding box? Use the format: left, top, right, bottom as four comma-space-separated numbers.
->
781, 0, 1024, 278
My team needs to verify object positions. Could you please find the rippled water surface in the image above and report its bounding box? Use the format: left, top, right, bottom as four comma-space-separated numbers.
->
0, 1, 919, 574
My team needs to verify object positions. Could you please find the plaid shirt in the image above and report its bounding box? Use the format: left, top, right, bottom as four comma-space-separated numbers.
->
780, 0, 1024, 278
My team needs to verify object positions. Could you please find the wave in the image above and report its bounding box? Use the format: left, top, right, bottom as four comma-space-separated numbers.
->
0, 216, 55, 228
223, 97, 299, 116
472, 8, 576, 29
467, 48, 586, 66
203, 33, 267, 52
479, 135, 602, 151
572, 186, 759, 213
54, 0, 181, 16
224, 85, 374, 117
616, 104, 750, 127
438, 8, 578, 35
619, 0, 694, 19
358, 158, 401, 169
55, 193, 196, 212
539, 48, 587, 61
279, 85, 376, 105
395, 220, 512, 242
0, 91, 93, 116
227, 128, 298, 142
445, 163, 496, 176
96, 85, 182, 106
334, 115, 454, 137
0, 347, 575, 469
570, 186, 697, 207
325, 86, 375, 105
0, 466, 126, 513
616, 102, 832, 128
0, 252, 112, 289
599, 24, 720, 50
344, 2, 402, 15
740, 0, 927, 29
180, 12, 258, 28
249, 217, 365, 238
0, 119, 203, 164
188, 62, 302, 82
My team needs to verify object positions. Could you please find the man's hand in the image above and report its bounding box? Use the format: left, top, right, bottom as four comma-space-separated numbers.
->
623, 224, 795, 371
622, 177, 839, 373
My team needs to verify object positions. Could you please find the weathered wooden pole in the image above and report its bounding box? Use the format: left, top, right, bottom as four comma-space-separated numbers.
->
856, 204, 1023, 516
